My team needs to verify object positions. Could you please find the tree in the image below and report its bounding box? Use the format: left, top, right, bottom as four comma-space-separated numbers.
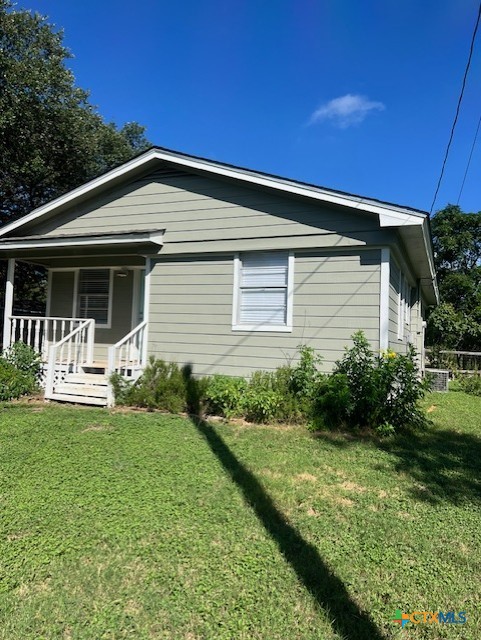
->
427, 205, 481, 350
0, 1, 151, 310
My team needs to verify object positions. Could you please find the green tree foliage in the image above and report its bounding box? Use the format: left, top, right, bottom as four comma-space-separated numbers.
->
427, 205, 481, 350
0, 1, 151, 309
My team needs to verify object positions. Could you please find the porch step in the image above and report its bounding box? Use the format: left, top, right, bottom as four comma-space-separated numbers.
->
50, 372, 109, 406
82, 364, 108, 374
49, 393, 107, 406
54, 383, 108, 399
64, 373, 108, 386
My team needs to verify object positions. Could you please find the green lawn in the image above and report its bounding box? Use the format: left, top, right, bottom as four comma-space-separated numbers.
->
0, 391, 480, 639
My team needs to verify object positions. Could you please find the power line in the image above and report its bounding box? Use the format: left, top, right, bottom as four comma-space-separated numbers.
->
429, 0, 481, 216
457, 114, 481, 205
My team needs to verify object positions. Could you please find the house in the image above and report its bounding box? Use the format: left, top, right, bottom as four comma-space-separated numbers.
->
0, 147, 439, 406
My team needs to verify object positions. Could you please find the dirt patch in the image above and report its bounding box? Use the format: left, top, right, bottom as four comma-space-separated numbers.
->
17, 578, 52, 598
378, 489, 388, 498
81, 423, 113, 433
124, 599, 143, 617
333, 496, 354, 507
260, 468, 282, 480
339, 480, 366, 493
294, 472, 317, 483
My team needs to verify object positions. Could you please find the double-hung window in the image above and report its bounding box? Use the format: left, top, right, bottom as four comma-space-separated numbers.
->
233, 252, 293, 331
77, 269, 112, 327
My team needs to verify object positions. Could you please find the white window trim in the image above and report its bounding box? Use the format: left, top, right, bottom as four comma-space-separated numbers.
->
397, 270, 413, 341
73, 268, 114, 329
379, 248, 390, 351
232, 251, 294, 332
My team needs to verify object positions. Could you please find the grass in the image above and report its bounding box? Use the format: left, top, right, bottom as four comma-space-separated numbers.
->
0, 390, 479, 639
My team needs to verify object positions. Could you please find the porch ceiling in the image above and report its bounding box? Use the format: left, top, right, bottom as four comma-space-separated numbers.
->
0, 229, 164, 267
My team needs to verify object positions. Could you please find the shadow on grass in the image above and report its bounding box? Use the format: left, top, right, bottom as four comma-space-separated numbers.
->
190, 416, 386, 639
382, 426, 481, 504
313, 425, 481, 506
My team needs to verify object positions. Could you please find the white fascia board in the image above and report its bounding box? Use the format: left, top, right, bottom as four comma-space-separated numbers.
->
379, 211, 425, 227
0, 148, 427, 238
0, 231, 164, 250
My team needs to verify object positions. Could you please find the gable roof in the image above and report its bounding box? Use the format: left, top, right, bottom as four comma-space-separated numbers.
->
0, 146, 438, 303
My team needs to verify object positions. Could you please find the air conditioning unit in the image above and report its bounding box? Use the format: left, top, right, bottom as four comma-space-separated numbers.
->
425, 368, 450, 392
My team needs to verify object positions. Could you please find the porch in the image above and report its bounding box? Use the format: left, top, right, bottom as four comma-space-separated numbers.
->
4, 314, 147, 405
0, 230, 162, 406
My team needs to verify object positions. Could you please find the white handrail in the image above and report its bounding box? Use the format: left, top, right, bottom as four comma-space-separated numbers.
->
107, 320, 147, 378
7, 316, 85, 360
45, 319, 95, 398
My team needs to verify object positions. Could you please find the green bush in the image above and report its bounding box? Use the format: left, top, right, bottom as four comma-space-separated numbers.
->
242, 370, 284, 423
313, 373, 353, 430
313, 331, 429, 433
111, 357, 187, 412
205, 375, 247, 418
289, 345, 323, 399
204, 346, 323, 424
0, 342, 41, 401
111, 358, 209, 414
3, 341, 42, 381
458, 373, 481, 397
0, 359, 38, 401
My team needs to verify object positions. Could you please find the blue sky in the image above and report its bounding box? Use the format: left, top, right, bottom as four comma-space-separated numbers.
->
26, 0, 481, 213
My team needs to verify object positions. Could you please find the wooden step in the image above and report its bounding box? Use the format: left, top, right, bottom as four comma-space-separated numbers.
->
49, 393, 107, 406
54, 383, 108, 399
64, 373, 108, 386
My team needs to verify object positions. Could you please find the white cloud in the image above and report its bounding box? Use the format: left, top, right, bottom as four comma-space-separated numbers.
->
309, 94, 385, 128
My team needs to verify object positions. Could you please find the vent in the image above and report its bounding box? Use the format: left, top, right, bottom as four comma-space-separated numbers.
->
425, 368, 450, 392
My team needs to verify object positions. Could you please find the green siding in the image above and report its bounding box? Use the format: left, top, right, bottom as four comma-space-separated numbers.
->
24, 170, 391, 254
49, 271, 74, 317
147, 249, 381, 377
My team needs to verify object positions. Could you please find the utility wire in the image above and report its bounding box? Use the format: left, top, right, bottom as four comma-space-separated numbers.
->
456, 113, 481, 204
429, 0, 481, 215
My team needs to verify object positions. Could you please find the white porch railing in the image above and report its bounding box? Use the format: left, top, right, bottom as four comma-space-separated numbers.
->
106, 321, 148, 407
7, 316, 85, 360
107, 320, 147, 379
45, 319, 95, 399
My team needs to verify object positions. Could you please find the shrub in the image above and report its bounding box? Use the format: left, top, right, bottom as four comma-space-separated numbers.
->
204, 345, 324, 424
242, 370, 284, 423
111, 360, 209, 414
0, 342, 41, 401
289, 345, 323, 399
0, 359, 38, 401
111, 357, 188, 412
205, 375, 247, 418
458, 373, 481, 397
3, 341, 42, 382
313, 331, 428, 433
312, 373, 353, 430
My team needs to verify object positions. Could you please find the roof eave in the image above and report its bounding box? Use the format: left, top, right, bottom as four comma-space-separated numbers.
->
0, 147, 427, 239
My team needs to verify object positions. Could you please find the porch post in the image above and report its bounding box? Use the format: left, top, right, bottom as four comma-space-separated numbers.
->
2, 258, 15, 352
142, 257, 152, 364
